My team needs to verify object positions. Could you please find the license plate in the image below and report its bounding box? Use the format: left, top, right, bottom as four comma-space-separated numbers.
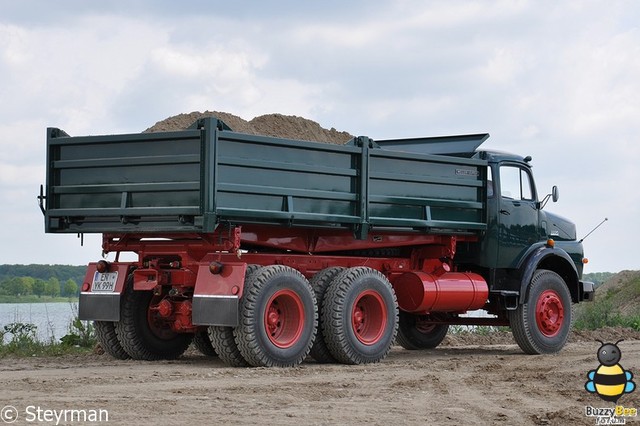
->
92, 271, 118, 292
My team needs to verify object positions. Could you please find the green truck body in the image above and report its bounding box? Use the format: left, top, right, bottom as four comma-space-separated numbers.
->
45, 118, 486, 237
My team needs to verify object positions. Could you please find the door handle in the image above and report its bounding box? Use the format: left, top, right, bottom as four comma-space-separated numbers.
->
500, 209, 511, 215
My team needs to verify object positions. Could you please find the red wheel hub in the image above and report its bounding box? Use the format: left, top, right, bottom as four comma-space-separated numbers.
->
535, 289, 565, 337
148, 298, 178, 339
264, 289, 305, 349
415, 318, 437, 335
351, 290, 387, 345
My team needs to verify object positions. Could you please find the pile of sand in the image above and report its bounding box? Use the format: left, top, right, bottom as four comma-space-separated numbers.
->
144, 111, 353, 145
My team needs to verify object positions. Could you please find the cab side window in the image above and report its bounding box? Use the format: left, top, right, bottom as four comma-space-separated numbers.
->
500, 166, 533, 201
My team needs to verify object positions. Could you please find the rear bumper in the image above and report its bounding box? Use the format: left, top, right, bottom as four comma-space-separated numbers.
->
579, 280, 595, 302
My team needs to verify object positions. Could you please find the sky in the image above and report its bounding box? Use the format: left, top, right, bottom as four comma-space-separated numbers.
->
1, 0, 638, 273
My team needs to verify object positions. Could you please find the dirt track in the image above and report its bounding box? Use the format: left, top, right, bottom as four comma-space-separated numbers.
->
1, 337, 639, 425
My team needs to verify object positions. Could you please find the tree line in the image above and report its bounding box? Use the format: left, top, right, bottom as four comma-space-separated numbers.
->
0, 264, 86, 298
0, 276, 78, 297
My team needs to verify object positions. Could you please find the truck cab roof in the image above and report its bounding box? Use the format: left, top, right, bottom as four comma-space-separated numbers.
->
474, 150, 532, 165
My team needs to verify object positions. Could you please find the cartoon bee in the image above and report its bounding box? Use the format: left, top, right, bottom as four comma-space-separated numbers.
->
585, 339, 636, 403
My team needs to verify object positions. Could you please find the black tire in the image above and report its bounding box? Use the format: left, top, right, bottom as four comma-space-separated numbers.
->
208, 264, 261, 367
208, 326, 249, 367
94, 321, 130, 360
322, 267, 398, 365
115, 286, 193, 361
309, 267, 345, 363
396, 312, 449, 350
192, 329, 217, 357
235, 265, 317, 367
508, 269, 572, 354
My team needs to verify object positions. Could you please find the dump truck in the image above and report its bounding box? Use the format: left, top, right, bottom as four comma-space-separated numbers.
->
40, 117, 594, 367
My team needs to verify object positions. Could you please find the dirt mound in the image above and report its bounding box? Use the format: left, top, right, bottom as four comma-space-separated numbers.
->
593, 270, 640, 316
144, 110, 353, 145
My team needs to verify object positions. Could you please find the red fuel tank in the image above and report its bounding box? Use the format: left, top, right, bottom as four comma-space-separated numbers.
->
392, 271, 488, 313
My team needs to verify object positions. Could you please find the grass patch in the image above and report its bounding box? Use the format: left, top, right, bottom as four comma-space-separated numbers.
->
574, 298, 640, 331
0, 315, 96, 357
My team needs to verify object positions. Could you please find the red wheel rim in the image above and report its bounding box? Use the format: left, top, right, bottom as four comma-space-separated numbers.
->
264, 289, 305, 349
351, 290, 387, 345
147, 300, 176, 340
535, 289, 565, 337
415, 318, 437, 334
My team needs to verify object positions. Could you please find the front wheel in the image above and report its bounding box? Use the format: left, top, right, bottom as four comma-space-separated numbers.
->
508, 269, 572, 354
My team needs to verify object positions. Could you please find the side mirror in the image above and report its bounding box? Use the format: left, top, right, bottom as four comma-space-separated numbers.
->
539, 186, 559, 209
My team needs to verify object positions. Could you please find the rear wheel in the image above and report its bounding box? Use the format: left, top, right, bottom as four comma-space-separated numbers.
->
116, 286, 193, 361
209, 264, 261, 367
309, 267, 345, 363
396, 312, 449, 350
208, 326, 248, 367
508, 269, 572, 354
94, 321, 130, 360
235, 265, 317, 367
192, 329, 217, 357
322, 267, 398, 364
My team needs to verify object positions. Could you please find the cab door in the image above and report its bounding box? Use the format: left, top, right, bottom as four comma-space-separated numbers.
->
496, 163, 541, 268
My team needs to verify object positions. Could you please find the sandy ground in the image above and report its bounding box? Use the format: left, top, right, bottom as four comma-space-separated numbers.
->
1, 334, 639, 426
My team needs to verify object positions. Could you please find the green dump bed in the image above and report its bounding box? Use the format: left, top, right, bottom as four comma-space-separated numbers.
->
43, 118, 488, 236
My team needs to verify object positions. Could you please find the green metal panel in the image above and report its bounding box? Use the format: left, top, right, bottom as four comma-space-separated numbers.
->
44, 118, 488, 236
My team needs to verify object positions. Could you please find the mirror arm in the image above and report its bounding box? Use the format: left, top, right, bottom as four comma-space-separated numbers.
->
539, 194, 551, 210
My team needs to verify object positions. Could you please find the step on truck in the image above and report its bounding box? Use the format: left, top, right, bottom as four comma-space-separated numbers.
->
40, 117, 595, 366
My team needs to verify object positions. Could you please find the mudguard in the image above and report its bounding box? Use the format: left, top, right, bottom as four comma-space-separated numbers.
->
518, 245, 579, 304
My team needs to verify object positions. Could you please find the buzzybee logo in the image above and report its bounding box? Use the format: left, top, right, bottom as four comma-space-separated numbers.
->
584, 340, 637, 425
585, 340, 635, 402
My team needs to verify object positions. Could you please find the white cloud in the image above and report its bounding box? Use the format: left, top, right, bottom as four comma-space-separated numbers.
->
0, 1, 639, 272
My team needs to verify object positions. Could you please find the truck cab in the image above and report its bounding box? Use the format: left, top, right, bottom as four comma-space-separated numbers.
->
459, 150, 593, 310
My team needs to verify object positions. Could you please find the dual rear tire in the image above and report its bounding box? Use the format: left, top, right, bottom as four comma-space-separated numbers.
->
97, 266, 400, 366
214, 265, 399, 367
320, 267, 398, 365
94, 277, 192, 361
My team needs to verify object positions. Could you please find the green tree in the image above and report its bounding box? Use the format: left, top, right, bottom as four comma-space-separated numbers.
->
46, 277, 61, 297
5, 277, 27, 296
21, 277, 35, 295
33, 279, 46, 298
0, 278, 9, 295
63, 279, 78, 297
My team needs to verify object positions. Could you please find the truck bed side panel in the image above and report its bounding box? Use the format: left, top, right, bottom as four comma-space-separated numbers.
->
44, 118, 487, 235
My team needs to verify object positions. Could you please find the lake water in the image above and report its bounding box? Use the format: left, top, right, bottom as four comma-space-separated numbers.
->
0, 303, 78, 343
